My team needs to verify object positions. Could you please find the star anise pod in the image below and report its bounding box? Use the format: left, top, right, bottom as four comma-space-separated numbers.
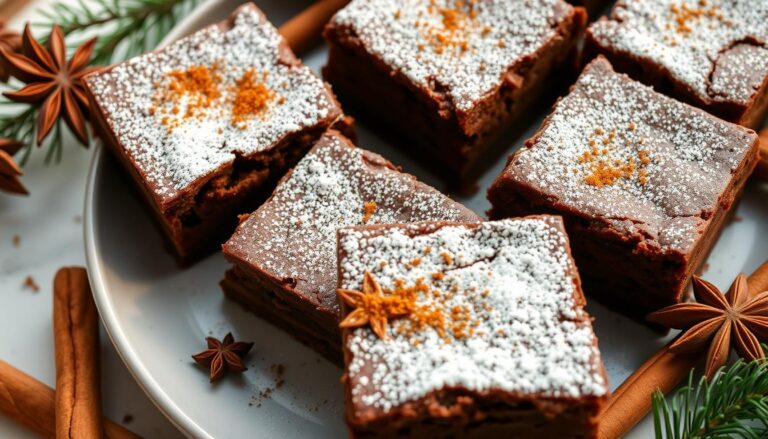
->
338, 272, 414, 340
0, 139, 27, 195
0, 21, 22, 82
192, 332, 254, 383
647, 274, 768, 379
0, 24, 99, 146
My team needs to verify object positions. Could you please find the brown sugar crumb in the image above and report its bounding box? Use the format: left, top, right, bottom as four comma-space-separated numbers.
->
23, 276, 39, 293
440, 252, 453, 265
251, 364, 286, 408
394, 9, 401, 19
423, 246, 432, 255
12, 235, 20, 248
409, 258, 422, 268
270, 363, 286, 389
362, 201, 378, 224
231, 69, 274, 127
432, 272, 445, 281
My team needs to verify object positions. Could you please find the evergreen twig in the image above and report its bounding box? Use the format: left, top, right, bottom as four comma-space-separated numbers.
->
0, 0, 201, 163
652, 345, 768, 439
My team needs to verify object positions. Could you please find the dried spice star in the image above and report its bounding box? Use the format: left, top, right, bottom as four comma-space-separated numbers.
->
0, 24, 100, 146
647, 274, 768, 379
0, 21, 22, 82
192, 332, 254, 383
338, 272, 415, 340
0, 139, 27, 195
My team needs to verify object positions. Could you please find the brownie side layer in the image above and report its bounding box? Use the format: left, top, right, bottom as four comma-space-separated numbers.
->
323, 5, 587, 186
221, 267, 342, 364
344, 387, 604, 438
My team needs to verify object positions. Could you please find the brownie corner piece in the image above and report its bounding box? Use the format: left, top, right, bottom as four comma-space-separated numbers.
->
220, 130, 480, 364
488, 56, 759, 322
83, 3, 343, 264
336, 217, 608, 438
322, 0, 587, 186
585, 0, 768, 128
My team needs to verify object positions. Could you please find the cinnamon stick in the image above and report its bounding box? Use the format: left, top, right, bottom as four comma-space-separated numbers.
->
597, 261, 768, 438
53, 267, 103, 439
0, 0, 33, 21
755, 127, 768, 182
0, 360, 141, 438
278, 0, 350, 53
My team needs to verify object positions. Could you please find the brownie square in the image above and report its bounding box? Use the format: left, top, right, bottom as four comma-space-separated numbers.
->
586, 0, 768, 128
336, 217, 608, 438
83, 3, 345, 264
488, 57, 759, 322
323, 0, 587, 186
221, 130, 479, 363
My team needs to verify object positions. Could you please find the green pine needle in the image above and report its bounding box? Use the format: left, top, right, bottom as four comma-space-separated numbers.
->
1, 0, 201, 164
652, 346, 768, 439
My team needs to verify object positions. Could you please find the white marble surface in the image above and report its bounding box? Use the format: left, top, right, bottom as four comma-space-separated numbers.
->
0, 2, 183, 437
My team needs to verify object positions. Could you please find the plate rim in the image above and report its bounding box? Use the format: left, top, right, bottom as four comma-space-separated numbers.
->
84, 0, 230, 437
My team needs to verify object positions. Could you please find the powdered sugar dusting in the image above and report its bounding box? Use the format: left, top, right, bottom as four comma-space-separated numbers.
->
589, 0, 768, 105
338, 218, 607, 413
85, 5, 336, 205
503, 58, 755, 253
224, 132, 479, 313
331, 0, 572, 112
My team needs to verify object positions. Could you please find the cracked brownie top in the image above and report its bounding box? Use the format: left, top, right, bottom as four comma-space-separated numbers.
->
337, 217, 607, 415
494, 57, 757, 253
588, 0, 768, 106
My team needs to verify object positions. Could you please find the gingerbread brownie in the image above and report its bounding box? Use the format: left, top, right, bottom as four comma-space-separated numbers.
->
221, 131, 479, 363
323, 0, 587, 186
83, 3, 345, 264
586, 0, 768, 128
336, 217, 608, 438
488, 57, 759, 322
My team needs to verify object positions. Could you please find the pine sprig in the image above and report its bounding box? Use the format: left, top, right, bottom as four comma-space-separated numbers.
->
35, 0, 202, 65
652, 346, 768, 439
0, 0, 200, 165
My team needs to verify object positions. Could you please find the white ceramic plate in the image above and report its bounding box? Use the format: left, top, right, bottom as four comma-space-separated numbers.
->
84, 1, 768, 437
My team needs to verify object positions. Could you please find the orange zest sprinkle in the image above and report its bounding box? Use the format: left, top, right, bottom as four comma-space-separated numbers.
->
669, 1, 729, 36
577, 126, 651, 187
231, 69, 274, 128
153, 64, 222, 130
362, 201, 378, 224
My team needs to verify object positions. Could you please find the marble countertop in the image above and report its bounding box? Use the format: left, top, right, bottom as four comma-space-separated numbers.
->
0, 2, 183, 437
